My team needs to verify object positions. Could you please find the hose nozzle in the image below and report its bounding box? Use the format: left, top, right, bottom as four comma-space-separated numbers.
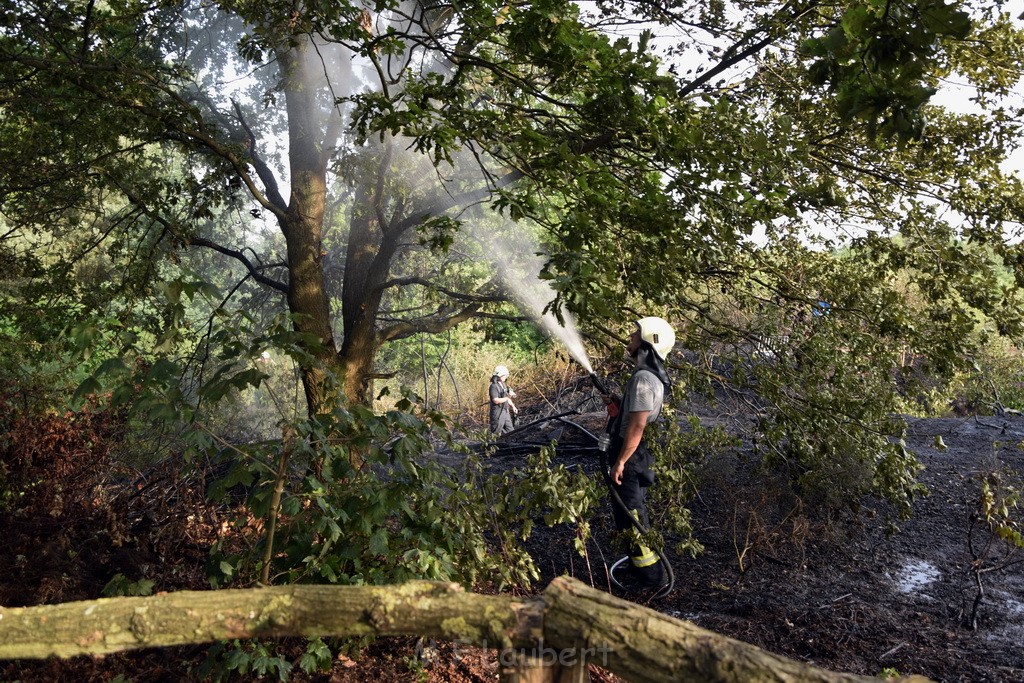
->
589, 372, 608, 396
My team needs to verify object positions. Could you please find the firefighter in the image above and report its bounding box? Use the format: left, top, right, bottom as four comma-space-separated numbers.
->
489, 365, 518, 434
605, 316, 674, 589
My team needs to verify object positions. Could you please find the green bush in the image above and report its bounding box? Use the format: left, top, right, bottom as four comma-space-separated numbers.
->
648, 410, 731, 558
201, 390, 601, 591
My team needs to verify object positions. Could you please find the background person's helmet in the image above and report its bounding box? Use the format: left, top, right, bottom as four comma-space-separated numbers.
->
636, 317, 675, 360
494, 365, 509, 378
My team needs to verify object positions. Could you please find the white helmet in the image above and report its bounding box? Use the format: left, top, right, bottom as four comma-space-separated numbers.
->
636, 317, 675, 360
493, 365, 509, 378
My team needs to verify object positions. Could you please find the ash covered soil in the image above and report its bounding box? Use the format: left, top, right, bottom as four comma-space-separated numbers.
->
499, 408, 1024, 683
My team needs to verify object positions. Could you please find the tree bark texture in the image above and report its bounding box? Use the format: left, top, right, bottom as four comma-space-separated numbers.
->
0, 581, 541, 660
540, 578, 930, 683
279, 40, 344, 417
0, 577, 931, 683
339, 145, 405, 403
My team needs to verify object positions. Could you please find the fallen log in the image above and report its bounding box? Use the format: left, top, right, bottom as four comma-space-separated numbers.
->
0, 576, 930, 683
0, 580, 542, 659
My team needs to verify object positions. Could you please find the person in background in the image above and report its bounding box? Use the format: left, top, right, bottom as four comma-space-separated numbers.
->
605, 316, 675, 589
489, 365, 518, 434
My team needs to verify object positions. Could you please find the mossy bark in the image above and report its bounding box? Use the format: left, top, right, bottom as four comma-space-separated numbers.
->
0, 577, 931, 683
0, 581, 541, 659
540, 577, 929, 683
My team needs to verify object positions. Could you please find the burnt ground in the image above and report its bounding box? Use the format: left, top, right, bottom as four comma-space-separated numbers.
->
3, 409, 1024, 682
503, 409, 1024, 683
446, 406, 1024, 683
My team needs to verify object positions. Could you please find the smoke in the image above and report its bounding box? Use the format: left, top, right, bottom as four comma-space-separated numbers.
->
374, 130, 596, 373
504, 253, 594, 375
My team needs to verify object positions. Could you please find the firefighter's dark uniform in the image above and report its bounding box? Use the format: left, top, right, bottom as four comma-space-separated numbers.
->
609, 368, 664, 582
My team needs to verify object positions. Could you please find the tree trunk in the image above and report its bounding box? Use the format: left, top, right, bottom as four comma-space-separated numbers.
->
540, 578, 916, 683
279, 41, 343, 418
0, 577, 931, 683
339, 142, 405, 403
283, 204, 341, 417
339, 206, 384, 404
0, 581, 541, 659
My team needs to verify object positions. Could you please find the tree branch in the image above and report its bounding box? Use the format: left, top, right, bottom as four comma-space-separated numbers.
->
231, 100, 288, 212
188, 237, 289, 294
378, 303, 483, 343
4, 52, 288, 222
79, 0, 96, 62
677, 2, 818, 100
373, 275, 506, 303
110, 182, 289, 295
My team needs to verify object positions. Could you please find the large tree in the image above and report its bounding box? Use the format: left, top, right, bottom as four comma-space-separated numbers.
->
1, 0, 1023, 471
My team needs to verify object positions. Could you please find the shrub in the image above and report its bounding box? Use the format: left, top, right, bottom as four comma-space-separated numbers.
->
201, 390, 602, 591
